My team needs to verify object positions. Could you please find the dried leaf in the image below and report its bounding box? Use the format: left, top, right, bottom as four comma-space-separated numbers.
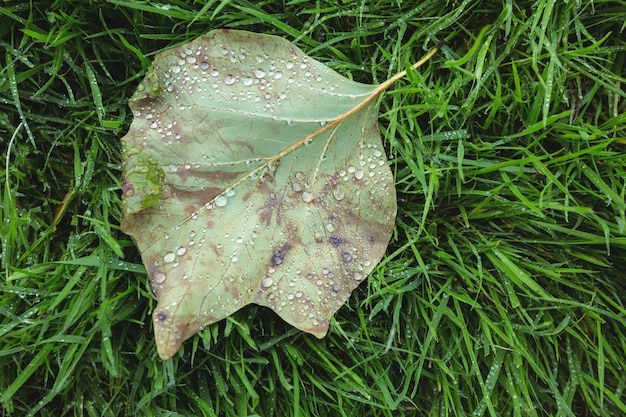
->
121, 29, 434, 359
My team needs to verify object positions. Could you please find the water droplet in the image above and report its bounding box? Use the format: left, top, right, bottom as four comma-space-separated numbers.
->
177, 247, 187, 256
355, 169, 364, 180
286, 119, 294, 125
254, 69, 266, 78
326, 223, 335, 232
171, 65, 181, 74
243, 77, 253, 86
215, 195, 228, 207
200, 61, 209, 70
272, 249, 285, 266
320, 120, 327, 126
292, 182, 303, 192
163, 252, 176, 263
210, 68, 219, 77
154, 272, 166, 284
186, 56, 196, 64
353, 272, 363, 280
224, 74, 236, 85
342, 252, 352, 263
302, 191, 313, 202
332, 188, 344, 200
262, 277, 273, 288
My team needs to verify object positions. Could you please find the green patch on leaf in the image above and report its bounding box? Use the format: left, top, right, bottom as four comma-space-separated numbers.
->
122, 150, 165, 215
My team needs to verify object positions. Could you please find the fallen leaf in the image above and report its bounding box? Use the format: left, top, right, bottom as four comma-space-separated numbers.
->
121, 29, 436, 359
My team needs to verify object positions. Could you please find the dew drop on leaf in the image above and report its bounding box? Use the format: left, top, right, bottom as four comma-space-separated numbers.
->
215, 195, 228, 207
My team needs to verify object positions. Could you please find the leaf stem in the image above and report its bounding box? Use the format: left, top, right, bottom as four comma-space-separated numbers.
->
377, 42, 443, 96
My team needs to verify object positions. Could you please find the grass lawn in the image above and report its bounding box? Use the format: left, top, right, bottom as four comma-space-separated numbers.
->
2, 0, 626, 416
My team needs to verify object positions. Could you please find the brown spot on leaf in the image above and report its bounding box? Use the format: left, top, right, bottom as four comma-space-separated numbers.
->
123, 181, 135, 197
271, 243, 292, 267
173, 167, 245, 185
328, 236, 343, 247
164, 186, 222, 208
155, 311, 168, 322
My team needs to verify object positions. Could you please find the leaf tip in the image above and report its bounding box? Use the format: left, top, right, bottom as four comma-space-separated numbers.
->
153, 309, 188, 360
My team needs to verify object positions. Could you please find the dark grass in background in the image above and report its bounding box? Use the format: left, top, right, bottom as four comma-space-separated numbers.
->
1, 1, 625, 416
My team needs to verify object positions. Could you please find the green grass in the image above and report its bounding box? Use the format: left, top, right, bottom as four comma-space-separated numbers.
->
1, 0, 625, 416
